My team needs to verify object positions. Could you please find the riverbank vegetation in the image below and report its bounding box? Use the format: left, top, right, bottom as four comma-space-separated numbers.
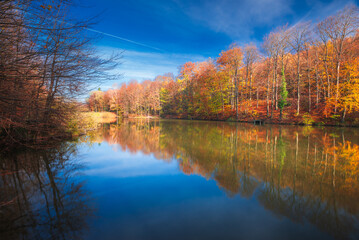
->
0, 0, 119, 147
88, 5, 359, 126
67, 111, 117, 136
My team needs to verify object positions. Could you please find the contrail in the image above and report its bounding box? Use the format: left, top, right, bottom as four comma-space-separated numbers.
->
24, 10, 163, 52
85, 27, 163, 52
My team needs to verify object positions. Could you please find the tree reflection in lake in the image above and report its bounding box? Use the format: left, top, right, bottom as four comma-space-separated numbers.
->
95, 119, 359, 240
1, 120, 358, 240
0, 142, 92, 240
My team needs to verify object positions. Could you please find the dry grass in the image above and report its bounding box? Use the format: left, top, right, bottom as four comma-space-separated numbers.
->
82, 112, 117, 124
67, 111, 118, 136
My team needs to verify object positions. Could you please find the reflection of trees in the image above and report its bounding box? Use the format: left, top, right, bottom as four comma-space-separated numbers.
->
257, 183, 356, 240
96, 120, 359, 238
0, 142, 92, 240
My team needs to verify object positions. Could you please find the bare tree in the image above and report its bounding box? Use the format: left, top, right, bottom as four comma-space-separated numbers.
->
317, 5, 359, 114
244, 44, 260, 102
263, 33, 278, 118
311, 41, 323, 108
288, 21, 311, 115
0, 0, 120, 145
263, 26, 288, 118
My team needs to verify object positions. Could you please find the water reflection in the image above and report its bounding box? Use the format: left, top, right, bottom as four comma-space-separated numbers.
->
93, 120, 359, 240
0, 142, 92, 240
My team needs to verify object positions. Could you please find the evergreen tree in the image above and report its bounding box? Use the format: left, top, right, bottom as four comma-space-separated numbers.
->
278, 66, 288, 120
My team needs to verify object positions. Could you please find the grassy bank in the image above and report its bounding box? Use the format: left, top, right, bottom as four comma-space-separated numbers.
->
80, 110, 359, 128
68, 112, 118, 136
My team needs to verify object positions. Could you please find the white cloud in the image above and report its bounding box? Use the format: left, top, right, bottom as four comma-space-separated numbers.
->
179, 0, 294, 40
175, 0, 356, 43
300, 0, 355, 22
96, 46, 206, 88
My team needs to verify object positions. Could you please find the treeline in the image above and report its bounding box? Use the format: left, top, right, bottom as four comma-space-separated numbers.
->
89, 5, 359, 124
0, 0, 118, 146
87, 75, 172, 116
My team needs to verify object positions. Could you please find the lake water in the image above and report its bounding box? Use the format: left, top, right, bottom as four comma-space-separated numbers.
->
1, 120, 359, 240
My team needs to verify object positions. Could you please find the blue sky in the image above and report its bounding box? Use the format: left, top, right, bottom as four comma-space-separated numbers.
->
73, 0, 358, 90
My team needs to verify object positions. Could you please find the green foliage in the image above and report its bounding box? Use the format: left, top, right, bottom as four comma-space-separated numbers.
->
67, 117, 80, 136
249, 109, 258, 118
302, 126, 314, 136
329, 133, 340, 138
315, 121, 325, 126
302, 113, 314, 125
278, 67, 288, 120
226, 117, 236, 122
67, 112, 95, 136
277, 137, 286, 177
160, 88, 170, 116
330, 114, 341, 120
278, 67, 288, 111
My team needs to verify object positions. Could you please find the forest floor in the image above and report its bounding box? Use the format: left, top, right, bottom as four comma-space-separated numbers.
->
235, 100, 359, 127
161, 100, 359, 127
84, 100, 359, 127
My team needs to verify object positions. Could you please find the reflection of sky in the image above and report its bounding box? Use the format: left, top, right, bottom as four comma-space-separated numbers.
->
78, 140, 335, 240
80, 142, 180, 178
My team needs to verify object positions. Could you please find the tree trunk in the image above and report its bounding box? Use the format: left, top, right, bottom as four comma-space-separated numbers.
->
334, 60, 341, 113
315, 67, 319, 108
297, 53, 300, 115
249, 71, 253, 101
266, 66, 270, 117
235, 69, 239, 120
271, 61, 276, 119
342, 106, 346, 123
256, 87, 259, 108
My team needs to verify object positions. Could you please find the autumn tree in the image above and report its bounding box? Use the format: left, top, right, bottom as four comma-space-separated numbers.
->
288, 22, 311, 115
244, 44, 260, 113
0, 0, 119, 145
217, 44, 243, 119
317, 5, 359, 114
84, 4, 359, 125
263, 27, 288, 118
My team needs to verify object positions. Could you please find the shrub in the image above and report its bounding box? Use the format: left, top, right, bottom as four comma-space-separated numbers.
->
302, 113, 314, 125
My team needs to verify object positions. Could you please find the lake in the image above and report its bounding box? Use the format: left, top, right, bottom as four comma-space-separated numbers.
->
1, 119, 359, 240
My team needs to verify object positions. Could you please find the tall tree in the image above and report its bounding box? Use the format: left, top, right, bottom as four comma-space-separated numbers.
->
217, 44, 243, 119
317, 5, 359, 114
278, 67, 288, 120
288, 21, 311, 115
244, 44, 260, 103
263, 27, 288, 118
0, 0, 120, 145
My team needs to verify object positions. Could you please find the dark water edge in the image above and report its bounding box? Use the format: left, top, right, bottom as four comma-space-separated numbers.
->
1, 119, 359, 240
0, 141, 92, 239
157, 116, 359, 128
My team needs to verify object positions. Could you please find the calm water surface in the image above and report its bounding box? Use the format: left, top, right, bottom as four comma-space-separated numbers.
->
1, 120, 359, 240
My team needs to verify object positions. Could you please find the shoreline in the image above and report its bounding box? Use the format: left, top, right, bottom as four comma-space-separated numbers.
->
123, 115, 359, 128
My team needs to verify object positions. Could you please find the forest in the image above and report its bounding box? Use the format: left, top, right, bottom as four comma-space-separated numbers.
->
88, 5, 359, 125
1, 1, 359, 149
0, 0, 118, 147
